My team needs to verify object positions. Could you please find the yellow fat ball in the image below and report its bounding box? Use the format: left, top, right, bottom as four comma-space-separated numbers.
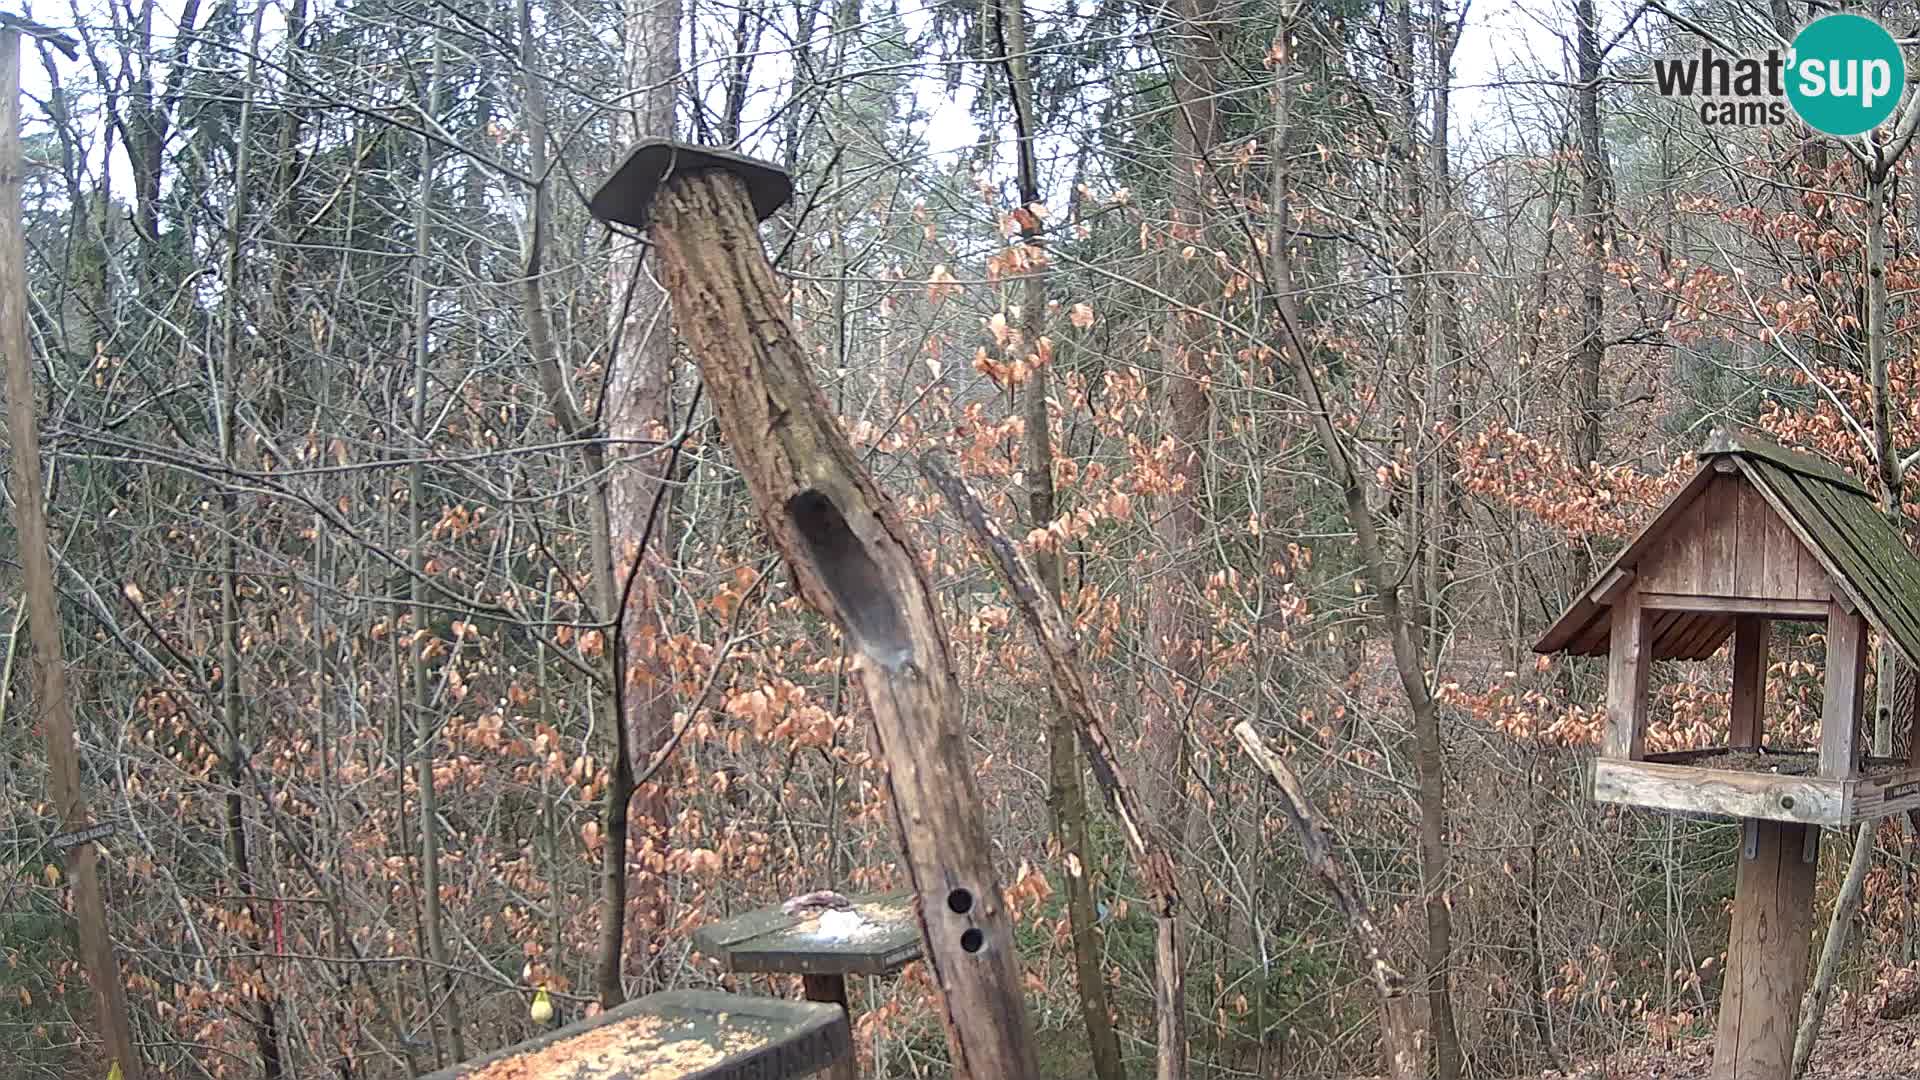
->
529, 988, 553, 1025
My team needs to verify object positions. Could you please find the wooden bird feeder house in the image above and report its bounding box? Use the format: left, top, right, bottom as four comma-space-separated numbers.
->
1536, 427, 1920, 1080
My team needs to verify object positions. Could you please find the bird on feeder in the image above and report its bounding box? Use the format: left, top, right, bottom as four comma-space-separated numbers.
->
783, 890, 854, 916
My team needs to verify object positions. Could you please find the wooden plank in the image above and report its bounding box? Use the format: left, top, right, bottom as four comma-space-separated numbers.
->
1591, 759, 1846, 825
1637, 594, 1828, 618
1845, 764, 1920, 822
1712, 820, 1818, 1080
693, 892, 921, 977
1588, 567, 1635, 605
1821, 602, 1868, 780
1606, 590, 1651, 760
1536, 462, 1719, 655
1732, 479, 1761, 596
1704, 475, 1737, 596
1730, 616, 1769, 748
1767, 497, 1801, 599
420, 989, 852, 1080
1782, 469, 1920, 668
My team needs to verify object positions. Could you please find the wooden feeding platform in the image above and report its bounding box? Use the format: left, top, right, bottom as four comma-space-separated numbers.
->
421, 989, 850, 1080
1595, 748, 1920, 826
1536, 428, 1920, 1080
691, 892, 921, 978
692, 892, 920, 1080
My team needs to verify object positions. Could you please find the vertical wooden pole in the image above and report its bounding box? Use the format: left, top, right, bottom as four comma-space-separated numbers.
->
0, 28, 144, 1079
1731, 615, 1769, 748
802, 975, 856, 1080
1821, 602, 1867, 779
1605, 590, 1649, 759
1712, 820, 1817, 1080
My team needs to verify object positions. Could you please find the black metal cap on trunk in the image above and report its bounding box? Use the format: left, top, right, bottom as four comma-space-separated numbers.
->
589, 139, 793, 229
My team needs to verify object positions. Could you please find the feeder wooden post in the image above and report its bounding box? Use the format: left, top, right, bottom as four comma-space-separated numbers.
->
590, 141, 1040, 1079
1713, 820, 1818, 1080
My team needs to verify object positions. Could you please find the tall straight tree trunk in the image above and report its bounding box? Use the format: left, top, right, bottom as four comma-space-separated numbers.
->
0, 28, 144, 1079
507, 0, 636, 1009
1265, 7, 1452, 1075
1796, 158, 1900, 1078
997, 1, 1123, 1076
1571, 0, 1605, 587
1148, 0, 1224, 1074
218, 9, 286, 1074
604, 0, 682, 995
408, 31, 467, 1064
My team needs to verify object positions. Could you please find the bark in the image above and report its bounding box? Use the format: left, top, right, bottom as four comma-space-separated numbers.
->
408, 31, 466, 1064
924, 456, 1185, 1080
604, 0, 682, 996
1147, 0, 1218, 848
1266, 8, 1451, 1072
1571, 0, 1606, 587
644, 166, 1040, 1079
995, 0, 1123, 1075
0, 28, 144, 1080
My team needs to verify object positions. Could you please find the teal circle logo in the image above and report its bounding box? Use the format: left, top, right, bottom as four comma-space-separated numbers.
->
1787, 14, 1905, 136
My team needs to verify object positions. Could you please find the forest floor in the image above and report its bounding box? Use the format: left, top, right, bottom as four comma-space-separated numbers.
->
1544, 1011, 1920, 1079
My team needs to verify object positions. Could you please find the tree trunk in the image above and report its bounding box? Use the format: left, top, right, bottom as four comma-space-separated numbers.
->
641, 164, 1041, 1079
604, 0, 683, 996
1266, 9, 1452, 1072
0, 28, 145, 1080
408, 31, 466, 1064
996, 0, 1124, 1075
1571, 0, 1606, 587
925, 455, 1182, 1080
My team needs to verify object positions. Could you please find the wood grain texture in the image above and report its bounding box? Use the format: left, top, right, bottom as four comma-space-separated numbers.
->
1591, 760, 1845, 825
647, 169, 1039, 1079
1606, 590, 1649, 759
1731, 616, 1769, 748
1711, 821, 1816, 1080
1821, 603, 1868, 780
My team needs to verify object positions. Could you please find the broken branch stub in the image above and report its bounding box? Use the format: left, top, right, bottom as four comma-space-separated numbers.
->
591, 140, 1040, 1079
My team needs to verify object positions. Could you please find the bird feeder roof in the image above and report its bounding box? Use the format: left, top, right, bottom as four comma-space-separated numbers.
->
1535, 427, 1920, 668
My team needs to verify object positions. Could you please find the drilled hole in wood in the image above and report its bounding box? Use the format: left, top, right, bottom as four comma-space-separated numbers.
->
786, 489, 912, 670
1781, 796, 1795, 810
960, 928, 985, 954
947, 888, 973, 915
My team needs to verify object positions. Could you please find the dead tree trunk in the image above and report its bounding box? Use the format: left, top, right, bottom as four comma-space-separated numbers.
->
591, 143, 1040, 1080
923, 455, 1184, 1080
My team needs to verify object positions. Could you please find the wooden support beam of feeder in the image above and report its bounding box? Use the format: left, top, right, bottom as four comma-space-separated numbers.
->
1712, 820, 1818, 1080
1606, 589, 1650, 760
1822, 600, 1868, 780
1731, 615, 1768, 749
590, 140, 1040, 1080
